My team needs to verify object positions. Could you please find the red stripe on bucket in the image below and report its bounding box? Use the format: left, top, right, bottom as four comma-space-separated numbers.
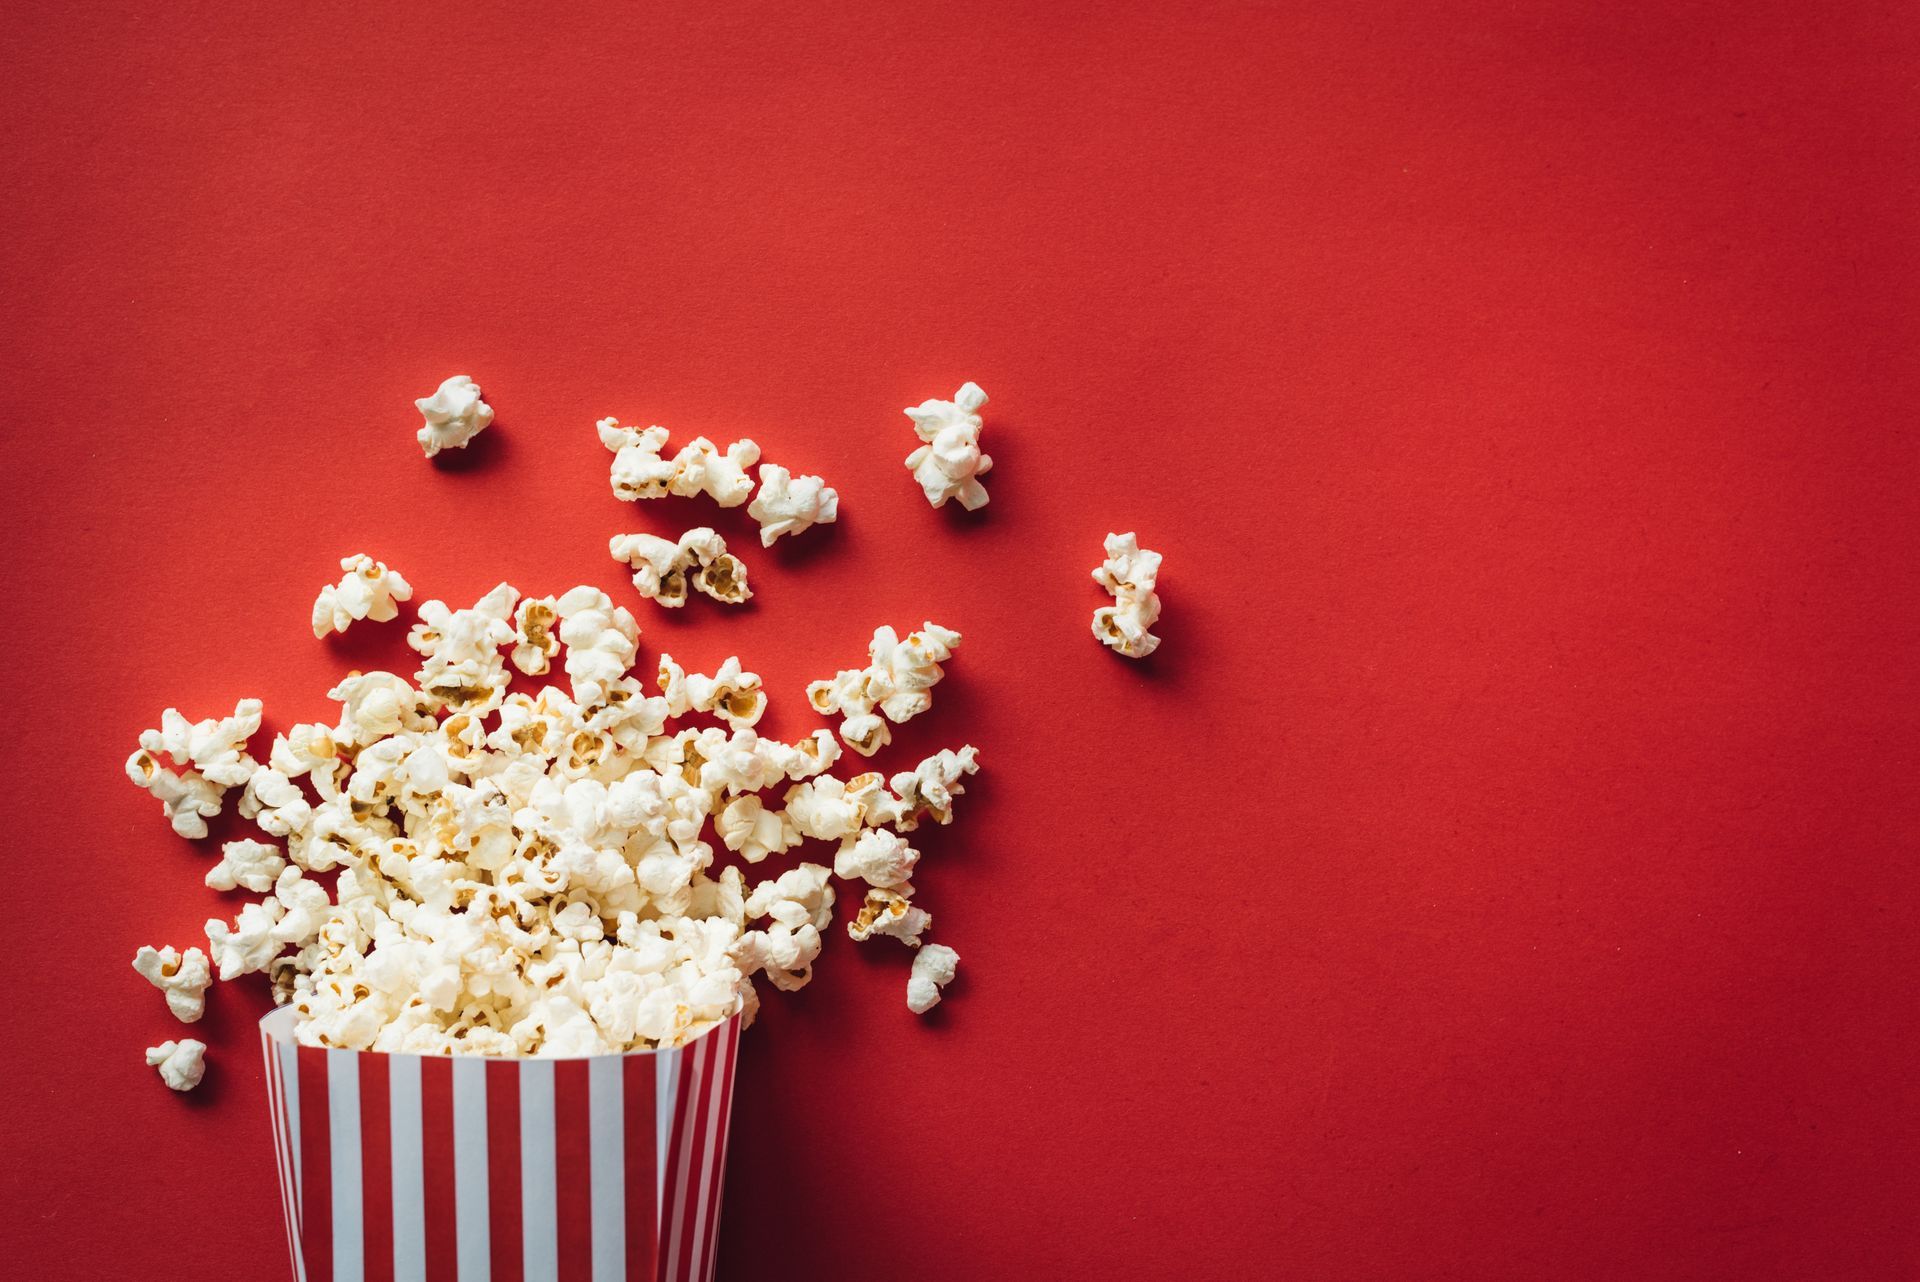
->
296, 1045, 333, 1282
624, 1052, 657, 1282
360, 1053, 395, 1282
419, 1056, 458, 1282
553, 1058, 595, 1282
486, 1060, 524, 1282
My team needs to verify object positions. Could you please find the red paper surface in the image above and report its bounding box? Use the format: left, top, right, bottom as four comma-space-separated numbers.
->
3, 2, 1916, 1278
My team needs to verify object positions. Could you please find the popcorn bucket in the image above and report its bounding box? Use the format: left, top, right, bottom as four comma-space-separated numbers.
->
259, 1008, 742, 1282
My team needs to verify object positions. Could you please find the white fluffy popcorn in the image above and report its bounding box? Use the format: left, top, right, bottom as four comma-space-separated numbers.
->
747, 464, 839, 546
416, 375, 494, 457
597, 419, 760, 507
129, 573, 984, 1056
312, 554, 415, 639
146, 1038, 208, 1091
133, 946, 212, 1023
904, 382, 992, 510
609, 529, 751, 608
807, 622, 962, 755
906, 943, 959, 1014
1092, 531, 1163, 659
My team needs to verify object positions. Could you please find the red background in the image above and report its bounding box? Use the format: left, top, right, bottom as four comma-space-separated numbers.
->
4, 2, 1916, 1278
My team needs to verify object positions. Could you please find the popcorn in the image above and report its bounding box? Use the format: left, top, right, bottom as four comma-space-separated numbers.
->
847, 884, 931, 946
416, 375, 494, 457
510, 596, 562, 676
312, 554, 414, 638
206, 899, 287, 980
238, 765, 313, 837
609, 529, 751, 608
747, 464, 839, 546
596, 418, 760, 507
783, 773, 881, 842
733, 864, 835, 992
806, 623, 961, 755
1091, 531, 1163, 659
138, 699, 262, 789
124, 749, 224, 838
409, 583, 519, 712
684, 656, 766, 729
206, 837, 286, 893
146, 1039, 208, 1091
834, 828, 918, 889
906, 943, 959, 1014
876, 745, 980, 832
716, 795, 800, 864
904, 382, 992, 510
133, 946, 212, 1022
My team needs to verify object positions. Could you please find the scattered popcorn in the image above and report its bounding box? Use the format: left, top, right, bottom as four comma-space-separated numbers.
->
416, 375, 494, 458
684, 656, 766, 728
597, 419, 760, 507
1092, 531, 1163, 659
206, 838, 286, 893
716, 795, 801, 864
906, 943, 959, 1014
146, 1038, 208, 1091
609, 528, 752, 608
747, 464, 839, 546
510, 596, 562, 675
904, 382, 992, 510
847, 885, 931, 946
409, 583, 520, 712
878, 745, 980, 832
807, 623, 962, 755
133, 946, 212, 1023
124, 749, 224, 838
206, 899, 286, 980
312, 554, 415, 639
139, 700, 263, 789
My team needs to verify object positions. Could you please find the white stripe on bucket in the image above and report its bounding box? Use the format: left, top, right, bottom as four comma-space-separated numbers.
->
388, 1052, 426, 1282
451, 1056, 491, 1282
328, 1048, 365, 1282
518, 1059, 559, 1282
589, 1055, 626, 1282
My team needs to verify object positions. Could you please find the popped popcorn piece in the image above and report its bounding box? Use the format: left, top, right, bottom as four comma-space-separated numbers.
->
596, 418, 760, 506
238, 765, 313, 837
874, 745, 981, 832
904, 382, 992, 510
784, 773, 882, 841
138, 699, 263, 788
312, 554, 415, 638
747, 464, 839, 546
716, 795, 801, 864
146, 1039, 208, 1091
133, 946, 212, 1023
609, 528, 751, 608
205, 838, 286, 893
847, 884, 931, 946
416, 375, 494, 457
834, 828, 919, 889
409, 583, 519, 712
733, 863, 835, 991
206, 899, 287, 980
684, 657, 766, 729
1092, 531, 1163, 659
806, 623, 962, 755
510, 596, 562, 676
124, 749, 224, 838
906, 943, 959, 1014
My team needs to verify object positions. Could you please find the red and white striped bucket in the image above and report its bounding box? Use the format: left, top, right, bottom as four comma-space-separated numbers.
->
258, 1007, 742, 1282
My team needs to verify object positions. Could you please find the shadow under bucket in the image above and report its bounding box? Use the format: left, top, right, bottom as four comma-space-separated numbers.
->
259, 1006, 742, 1282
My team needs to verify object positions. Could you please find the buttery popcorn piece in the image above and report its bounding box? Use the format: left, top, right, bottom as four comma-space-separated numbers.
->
312, 554, 415, 639
907, 943, 959, 1014
747, 464, 839, 546
684, 656, 766, 728
1092, 531, 1163, 659
133, 945, 213, 1023
904, 381, 992, 510
146, 1039, 208, 1091
834, 828, 918, 888
416, 375, 494, 458
847, 884, 931, 946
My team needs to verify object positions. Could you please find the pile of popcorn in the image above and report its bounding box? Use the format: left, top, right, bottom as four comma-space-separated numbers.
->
128, 376, 1161, 1087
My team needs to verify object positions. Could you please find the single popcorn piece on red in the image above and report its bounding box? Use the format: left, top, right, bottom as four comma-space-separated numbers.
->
146, 1038, 208, 1091
1092, 531, 1163, 659
904, 382, 992, 510
416, 375, 494, 457
133, 945, 213, 1023
312, 553, 414, 639
834, 828, 919, 889
907, 943, 959, 1014
747, 463, 839, 546
847, 883, 931, 946
206, 837, 286, 893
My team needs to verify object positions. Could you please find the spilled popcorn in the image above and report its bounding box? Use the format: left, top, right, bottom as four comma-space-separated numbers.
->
415, 376, 494, 458
905, 382, 992, 510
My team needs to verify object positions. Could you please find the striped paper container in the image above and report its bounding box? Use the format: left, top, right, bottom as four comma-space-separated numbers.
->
258, 1007, 743, 1282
